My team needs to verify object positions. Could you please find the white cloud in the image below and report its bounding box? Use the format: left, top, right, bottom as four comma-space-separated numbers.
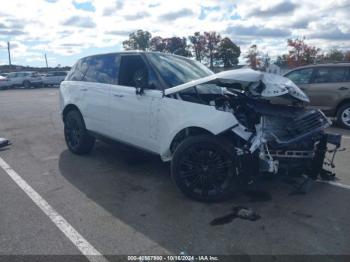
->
0, 0, 349, 66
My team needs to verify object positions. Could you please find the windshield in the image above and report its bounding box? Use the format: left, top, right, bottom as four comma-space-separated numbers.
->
146, 53, 213, 88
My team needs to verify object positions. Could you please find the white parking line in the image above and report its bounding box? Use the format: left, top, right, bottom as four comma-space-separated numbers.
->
0, 157, 108, 262
317, 180, 350, 190
342, 135, 350, 140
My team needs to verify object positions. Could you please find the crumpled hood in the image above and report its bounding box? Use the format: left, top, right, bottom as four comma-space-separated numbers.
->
164, 68, 310, 103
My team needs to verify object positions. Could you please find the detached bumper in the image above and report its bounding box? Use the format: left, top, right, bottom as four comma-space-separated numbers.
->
302, 132, 342, 179
326, 133, 342, 148
258, 132, 343, 179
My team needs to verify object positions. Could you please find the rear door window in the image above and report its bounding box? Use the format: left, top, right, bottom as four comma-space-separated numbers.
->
83, 54, 120, 85
285, 68, 313, 85
312, 67, 348, 83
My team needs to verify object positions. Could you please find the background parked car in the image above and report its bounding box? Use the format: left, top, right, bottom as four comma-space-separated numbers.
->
284, 63, 350, 129
42, 71, 67, 86
6, 71, 43, 89
0, 75, 9, 90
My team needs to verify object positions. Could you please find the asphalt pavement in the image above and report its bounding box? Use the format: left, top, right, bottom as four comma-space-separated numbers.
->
0, 88, 349, 260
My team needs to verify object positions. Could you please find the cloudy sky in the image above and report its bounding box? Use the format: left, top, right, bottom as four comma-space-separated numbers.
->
0, 0, 349, 67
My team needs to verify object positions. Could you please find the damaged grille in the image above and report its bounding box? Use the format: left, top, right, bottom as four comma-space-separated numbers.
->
263, 109, 330, 144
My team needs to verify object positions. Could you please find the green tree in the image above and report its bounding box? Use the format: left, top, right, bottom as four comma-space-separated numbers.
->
245, 44, 260, 70
204, 31, 221, 70
164, 37, 191, 57
217, 37, 240, 67
345, 51, 350, 61
275, 54, 288, 67
188, 32, 206, 62
149, 36, 191, 57
149, 36, 166, 52
326, 48, 345, 62
260, 53, 271, 71
287, 38, 320, 67
122, 30, 152, 51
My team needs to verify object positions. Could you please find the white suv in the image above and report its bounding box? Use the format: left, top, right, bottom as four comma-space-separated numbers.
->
60, 52, 341, 202
6, 71, 42, 88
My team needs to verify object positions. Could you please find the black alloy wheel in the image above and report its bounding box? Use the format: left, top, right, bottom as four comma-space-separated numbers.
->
64, 110, 95, 154
171, 135, 237, 202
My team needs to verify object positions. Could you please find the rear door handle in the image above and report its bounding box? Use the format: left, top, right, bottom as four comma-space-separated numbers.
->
113, 94, 124, 98
339, 86, 349, 91
80, 88, 88, 91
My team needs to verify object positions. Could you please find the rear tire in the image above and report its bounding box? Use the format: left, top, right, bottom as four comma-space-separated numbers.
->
336, 103, 350, 130
64, 110, 95, 154
171, 135, 238, 202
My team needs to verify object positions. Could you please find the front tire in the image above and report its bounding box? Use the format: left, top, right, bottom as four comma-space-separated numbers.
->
171, 135, 238, 202
64, 110, 95, 154
336, 103, 350, 130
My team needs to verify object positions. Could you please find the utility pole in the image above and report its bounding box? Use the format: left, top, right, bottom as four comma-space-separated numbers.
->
44, 53, 48, 68
7, 41, 11, 66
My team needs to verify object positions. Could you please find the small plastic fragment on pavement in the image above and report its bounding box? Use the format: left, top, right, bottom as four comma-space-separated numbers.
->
0, 138, 10, 149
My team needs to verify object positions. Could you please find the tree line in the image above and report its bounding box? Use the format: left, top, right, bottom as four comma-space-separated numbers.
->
274, 38, 350, 68
122, 30, 350, 71
122, 30, 241, 70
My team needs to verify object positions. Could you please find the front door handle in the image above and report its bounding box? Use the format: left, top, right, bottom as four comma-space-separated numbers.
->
80, 88, 88, 91
339, 86, 349, 91
113, 94, 124, 98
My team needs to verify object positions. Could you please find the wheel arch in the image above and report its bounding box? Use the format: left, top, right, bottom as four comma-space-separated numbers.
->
62, 104, 81, 121
160, 126, 214, 162
336, 99, 350, 116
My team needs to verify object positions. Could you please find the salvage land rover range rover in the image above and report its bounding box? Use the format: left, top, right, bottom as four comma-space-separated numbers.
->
60, 51, 342, 202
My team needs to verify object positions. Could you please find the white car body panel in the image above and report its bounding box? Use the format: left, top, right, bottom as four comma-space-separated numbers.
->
158, 97, 238, 160
60, 81, 110, 135
82, 82, 110, 135
109, 85, 163, 153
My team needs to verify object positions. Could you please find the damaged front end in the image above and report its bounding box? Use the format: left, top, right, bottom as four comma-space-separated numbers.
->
239, 102, 342, 180
166, 68, 343, 180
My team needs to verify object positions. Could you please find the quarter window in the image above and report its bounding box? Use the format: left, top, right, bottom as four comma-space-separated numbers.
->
313, 67, 348, 83
66, 59, 89, 81
285, 68, 313, 85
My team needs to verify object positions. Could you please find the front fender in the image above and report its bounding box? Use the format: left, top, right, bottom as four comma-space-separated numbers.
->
158, 97, 238, 160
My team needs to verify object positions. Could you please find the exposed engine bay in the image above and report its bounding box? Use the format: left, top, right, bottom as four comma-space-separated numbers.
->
167, 69, 342, 180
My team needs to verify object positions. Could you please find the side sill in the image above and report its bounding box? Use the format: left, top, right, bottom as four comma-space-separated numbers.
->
87, 130, 161, 158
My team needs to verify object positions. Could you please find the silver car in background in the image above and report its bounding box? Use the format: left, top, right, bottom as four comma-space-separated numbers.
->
6, 71, 43, 88
0, 75, 9, 90
42, 71, 67, 86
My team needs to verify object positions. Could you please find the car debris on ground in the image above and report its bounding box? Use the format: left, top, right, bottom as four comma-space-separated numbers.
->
0, 137, 10, 149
